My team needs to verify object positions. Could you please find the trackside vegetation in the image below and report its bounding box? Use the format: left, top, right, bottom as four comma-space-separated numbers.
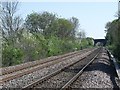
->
1, 2, 94, 67
105, 11, 120, 64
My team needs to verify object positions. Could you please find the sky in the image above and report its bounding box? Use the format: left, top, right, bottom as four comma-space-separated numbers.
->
17, 2, 118, 39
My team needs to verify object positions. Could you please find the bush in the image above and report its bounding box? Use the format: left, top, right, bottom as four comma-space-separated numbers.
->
2, 44, 23, 67
47, 36, 62, 56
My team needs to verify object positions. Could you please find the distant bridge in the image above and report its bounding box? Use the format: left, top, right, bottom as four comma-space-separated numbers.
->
93, 39, 107, 46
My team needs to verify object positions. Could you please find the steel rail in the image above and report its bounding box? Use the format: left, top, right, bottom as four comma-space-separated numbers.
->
0, 48, 94, 84
61, 48, 101, 89
22, 48, 98, 89
1, 50, 81, 75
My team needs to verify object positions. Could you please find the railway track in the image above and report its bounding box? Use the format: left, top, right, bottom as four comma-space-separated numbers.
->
1, 50, 81, 75
61, 48, 101, 89
0, 48, 95, 84
67, 48, 120, 89
22, 47, 101, 89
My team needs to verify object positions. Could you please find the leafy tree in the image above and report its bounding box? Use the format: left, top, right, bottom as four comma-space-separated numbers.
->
25, 12, 56, 37
47, 36, 62, 56
86, 37, 94, 46
1, 2, 94, 67
105, 15, 120, 62
1, 2, 24, 66
2, 44, 23, 67
55, 18, 74, 39
25, 12, 79, 40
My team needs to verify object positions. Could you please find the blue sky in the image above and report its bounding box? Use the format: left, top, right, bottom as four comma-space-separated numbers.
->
17, 2, 118, 39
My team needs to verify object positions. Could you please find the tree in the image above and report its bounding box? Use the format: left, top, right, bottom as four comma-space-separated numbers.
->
25, 12, 56, 37
69, 17, 80, 38
55, 18, 74, 39
77, 30, 86, 40
105, 18, 120, 61
105, 19, 118, 45
0, 2, 23, 45
86, 37, 94, 46
25, 13, 75, 39
1, 5, 92, 67
1, 2, 24, 66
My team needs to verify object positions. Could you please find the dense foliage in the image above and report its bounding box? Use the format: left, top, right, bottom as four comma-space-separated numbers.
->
105, 12, 120, 63
1, 2, 94, 67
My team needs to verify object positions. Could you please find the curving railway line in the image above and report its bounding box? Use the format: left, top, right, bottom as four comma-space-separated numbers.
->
22, 47, 101, 89
0, 48, 96, 85
1, 47, 119, 89
1, 49, 84, 75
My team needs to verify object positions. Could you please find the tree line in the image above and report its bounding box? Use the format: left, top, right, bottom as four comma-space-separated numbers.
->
1, 2, 94, 67
105, 11, 120, 63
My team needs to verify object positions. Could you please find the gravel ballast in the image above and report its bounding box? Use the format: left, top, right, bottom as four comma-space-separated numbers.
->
71, 47, 119, 89
35, 48, 99, 88
2, 48, 95, 88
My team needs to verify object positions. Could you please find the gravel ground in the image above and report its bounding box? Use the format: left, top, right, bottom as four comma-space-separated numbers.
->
2, 48, 95, 88
71, 48, 120, 89
35, 48, 99, 88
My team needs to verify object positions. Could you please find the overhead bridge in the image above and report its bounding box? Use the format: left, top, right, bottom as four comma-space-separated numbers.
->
93, 39, 107, 46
